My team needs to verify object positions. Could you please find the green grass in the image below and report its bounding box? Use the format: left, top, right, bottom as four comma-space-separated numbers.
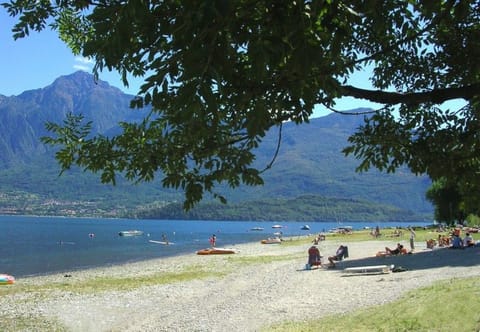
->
0, 315, 68, 332
0, 265, 224, 297
264, 276, 480, 332
320, 227, 454, 244
226, 253, 303, 265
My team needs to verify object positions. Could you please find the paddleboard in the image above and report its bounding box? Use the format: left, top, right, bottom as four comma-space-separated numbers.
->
149, 240, 174, 245
58, 241, 76, 245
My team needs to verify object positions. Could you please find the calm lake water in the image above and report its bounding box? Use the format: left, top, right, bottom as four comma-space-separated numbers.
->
0, 215, 431, 277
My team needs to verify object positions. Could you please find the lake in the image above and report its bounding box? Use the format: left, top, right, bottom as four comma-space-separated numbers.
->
0, 215, 431, 277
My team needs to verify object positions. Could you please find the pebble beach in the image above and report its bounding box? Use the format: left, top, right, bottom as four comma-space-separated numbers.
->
1, 238, 479, 331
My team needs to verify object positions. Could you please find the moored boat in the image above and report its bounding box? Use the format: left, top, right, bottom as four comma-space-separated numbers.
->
261, 237, 282, 244
118, 230, 144, 237
329, 226, 353, 234
301, 225, 310, 230
272, 224, 283, 229
250, 227, 264, 231
196, 247, 238, 255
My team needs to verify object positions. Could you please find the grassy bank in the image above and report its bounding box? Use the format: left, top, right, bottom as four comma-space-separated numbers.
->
265, 276, 480, 332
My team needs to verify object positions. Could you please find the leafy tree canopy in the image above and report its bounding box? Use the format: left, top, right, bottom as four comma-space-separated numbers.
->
426, 178, 463, 225
3, 0, 479, 209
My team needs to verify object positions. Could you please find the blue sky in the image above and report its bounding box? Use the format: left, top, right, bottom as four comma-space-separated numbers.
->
1, 9, 383, 118
1, 10, 139, 96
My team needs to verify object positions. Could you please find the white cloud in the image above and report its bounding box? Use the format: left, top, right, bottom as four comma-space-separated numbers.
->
74, 56, 94, 71
73, 64, 91, 71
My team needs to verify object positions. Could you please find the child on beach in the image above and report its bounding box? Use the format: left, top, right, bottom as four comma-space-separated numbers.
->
209, 234, 216, 247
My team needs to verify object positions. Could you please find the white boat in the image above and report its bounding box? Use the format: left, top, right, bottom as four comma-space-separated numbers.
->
118, 230, 144, 237
329, 226, 353, 234
272, 224, 283, 229
250, 227, 264, 231
301, 225, 310, 230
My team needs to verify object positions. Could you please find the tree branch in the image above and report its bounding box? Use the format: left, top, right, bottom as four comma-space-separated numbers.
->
341, 83, 480, 105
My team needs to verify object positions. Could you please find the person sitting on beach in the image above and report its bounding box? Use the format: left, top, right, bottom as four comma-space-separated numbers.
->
307, 245, 322, 268
463, 233, 474, 247
426, 239, 436, 249
450, 234, 463, 249
328, 245, 346, 268
312, 233, 325, 245
391, 229, 402, 237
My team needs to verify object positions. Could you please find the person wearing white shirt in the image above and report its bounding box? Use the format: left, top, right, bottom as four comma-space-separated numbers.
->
463, 233, 474, 247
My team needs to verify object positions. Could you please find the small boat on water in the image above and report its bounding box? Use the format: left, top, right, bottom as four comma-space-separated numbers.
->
329, 226, 353, 234
196, 247, 238, 255
301, 225, 310, 230
261, 237, 282, 244
0, 274, 15, 285
118, 230, 144, 237
149, 240, 174, 245
272, 224, 283, 229
250, 227, 264, 231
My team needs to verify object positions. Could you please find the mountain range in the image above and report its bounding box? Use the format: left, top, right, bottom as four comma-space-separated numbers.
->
0, 71, 433, 218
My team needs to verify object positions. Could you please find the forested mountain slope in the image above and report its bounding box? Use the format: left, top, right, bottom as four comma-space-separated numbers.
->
0, 72, 432, 217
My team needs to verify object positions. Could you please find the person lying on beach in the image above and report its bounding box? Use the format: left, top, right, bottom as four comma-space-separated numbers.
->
376, 243, 405, 257
386, 243, 404, 255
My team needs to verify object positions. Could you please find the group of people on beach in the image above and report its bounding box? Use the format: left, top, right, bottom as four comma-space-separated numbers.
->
426, 227, 477, 249
449, 229, 475, 249
304, 225, 479, 270
306, 243, 347, 269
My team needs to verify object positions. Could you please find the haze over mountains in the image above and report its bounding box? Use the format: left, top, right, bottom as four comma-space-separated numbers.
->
0, 71, 432, 218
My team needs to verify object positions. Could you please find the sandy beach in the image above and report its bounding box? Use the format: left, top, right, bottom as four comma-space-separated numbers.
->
2, 238, 480, 331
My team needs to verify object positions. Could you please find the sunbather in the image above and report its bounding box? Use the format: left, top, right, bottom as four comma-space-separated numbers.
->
385, 243, 404, 255
376, 243, 405, 257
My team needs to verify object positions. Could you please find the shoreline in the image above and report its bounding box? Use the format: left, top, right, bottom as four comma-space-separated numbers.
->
1, 217, 432, 278
2, 238, 480, 331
